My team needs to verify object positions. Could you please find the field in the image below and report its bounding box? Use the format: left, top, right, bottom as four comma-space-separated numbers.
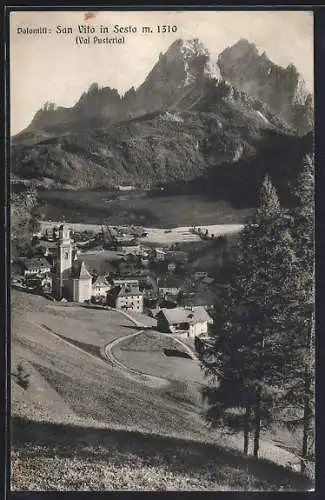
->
11, 290, 312, 490
38, 189, 252, 228
114, 330, 207, 386
41, 221, 244, 246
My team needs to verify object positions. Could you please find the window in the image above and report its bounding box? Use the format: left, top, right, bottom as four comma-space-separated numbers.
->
64, 251, 69, 260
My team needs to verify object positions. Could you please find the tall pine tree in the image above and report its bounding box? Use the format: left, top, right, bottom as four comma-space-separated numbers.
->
283, 154, 315, 474
200, 175, 300, 458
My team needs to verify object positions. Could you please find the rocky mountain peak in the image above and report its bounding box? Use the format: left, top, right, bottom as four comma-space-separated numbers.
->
23, 37, 312, 137
222, 38, 260, 61
132, 38, 221, 114
217, 40, 313, 135
164, 38, 220, 83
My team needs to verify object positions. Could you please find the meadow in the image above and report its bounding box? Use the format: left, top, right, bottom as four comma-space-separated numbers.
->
11, 290, 312, 490
38, 189, 252, 228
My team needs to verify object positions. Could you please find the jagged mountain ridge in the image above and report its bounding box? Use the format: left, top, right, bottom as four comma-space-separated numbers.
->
18, 37, 312, 136
12, 38, 313, 199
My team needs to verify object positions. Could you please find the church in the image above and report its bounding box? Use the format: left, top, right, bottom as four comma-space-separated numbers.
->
52, 225, 93, 303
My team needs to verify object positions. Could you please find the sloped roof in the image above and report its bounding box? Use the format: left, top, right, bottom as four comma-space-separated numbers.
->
71, 260, 92, 280
93, 275, 110, 287
109, 285, 142, 297
119, 286, 143, 297
158, 306, 211, 325
21, 257, 51, 269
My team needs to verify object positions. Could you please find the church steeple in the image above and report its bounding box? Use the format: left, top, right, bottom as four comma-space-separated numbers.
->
53, 224, 73, 299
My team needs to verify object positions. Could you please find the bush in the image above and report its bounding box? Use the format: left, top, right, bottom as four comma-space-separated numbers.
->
16, 362, 30, 390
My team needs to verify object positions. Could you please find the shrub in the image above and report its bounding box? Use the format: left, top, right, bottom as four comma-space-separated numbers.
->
16, 362, 30, 390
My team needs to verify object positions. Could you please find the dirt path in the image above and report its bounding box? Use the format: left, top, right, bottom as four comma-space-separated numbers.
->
103, 331, 169, 389
31, 313, 304, 474
112, 309, 198, 360
102, 308, 197, 387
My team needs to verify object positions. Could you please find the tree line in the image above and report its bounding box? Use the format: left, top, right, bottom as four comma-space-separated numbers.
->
199, 154, 314, 475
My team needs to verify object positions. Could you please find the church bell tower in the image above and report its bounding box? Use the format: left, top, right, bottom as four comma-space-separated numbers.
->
54, 225, 72, 299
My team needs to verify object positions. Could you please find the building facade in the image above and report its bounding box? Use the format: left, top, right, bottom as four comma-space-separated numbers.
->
156, 306, 213, 338
107, 278, 144, 312
92, 276, 112, 298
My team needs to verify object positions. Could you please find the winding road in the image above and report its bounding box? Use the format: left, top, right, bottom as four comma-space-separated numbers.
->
33, 310, 303, 473
102, 308, 198, 388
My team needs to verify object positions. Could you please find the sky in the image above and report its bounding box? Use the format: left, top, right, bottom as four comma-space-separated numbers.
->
10, 10, 314, 135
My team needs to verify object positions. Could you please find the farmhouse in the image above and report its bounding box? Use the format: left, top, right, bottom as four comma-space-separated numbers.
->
107, 278, 144, 312
116, 235, 141, 255
152, 248, 167, 261
158, 276, 182, 297
19, 257, 52, 277
156, 306, 213, 338
92, 275, 111, 298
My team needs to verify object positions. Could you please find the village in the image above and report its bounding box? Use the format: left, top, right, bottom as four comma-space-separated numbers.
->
10, 222, 231, 339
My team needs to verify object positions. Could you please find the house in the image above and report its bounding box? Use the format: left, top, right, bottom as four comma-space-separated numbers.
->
112, 278, 140, 289
24, 273, 53, 292
107, 279, 143, 312
154, 248, 167, 261
92, 275, 111, 298
167, 262, 177, 272
20, 257, 52, 277
117, 244, 141, 256
116, 236, 141, 255
156, 306, 213, 338
158, 276, 182, 297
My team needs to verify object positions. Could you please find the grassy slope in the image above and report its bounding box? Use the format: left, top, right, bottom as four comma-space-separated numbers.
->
11, 290, 312, 491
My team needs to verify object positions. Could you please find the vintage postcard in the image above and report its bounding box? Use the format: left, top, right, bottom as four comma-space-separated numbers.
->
9, 9, 314, 491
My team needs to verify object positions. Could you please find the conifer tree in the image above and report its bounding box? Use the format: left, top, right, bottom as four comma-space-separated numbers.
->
284, 154, 315, 474
200, 175, 299, 458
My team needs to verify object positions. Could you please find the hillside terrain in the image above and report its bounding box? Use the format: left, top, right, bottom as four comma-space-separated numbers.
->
11, 38, 313, 202
11, 290, 312, 490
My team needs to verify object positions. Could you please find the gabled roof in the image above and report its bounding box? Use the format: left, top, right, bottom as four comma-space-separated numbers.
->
92, 275, 110, 287
158, 306, 212, 325
119, 287, 143, 297
71, 260, 92, 280
20, 257, 51, 269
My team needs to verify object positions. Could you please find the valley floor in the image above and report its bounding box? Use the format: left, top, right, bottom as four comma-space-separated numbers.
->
10, 290, 313, 491
40, 220, 244, 244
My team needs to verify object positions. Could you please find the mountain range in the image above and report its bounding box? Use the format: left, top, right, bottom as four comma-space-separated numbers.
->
11, 38, 313, 203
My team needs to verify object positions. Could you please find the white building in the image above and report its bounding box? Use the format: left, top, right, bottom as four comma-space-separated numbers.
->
156, 306, 213, 338
92, 275, 112, 298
